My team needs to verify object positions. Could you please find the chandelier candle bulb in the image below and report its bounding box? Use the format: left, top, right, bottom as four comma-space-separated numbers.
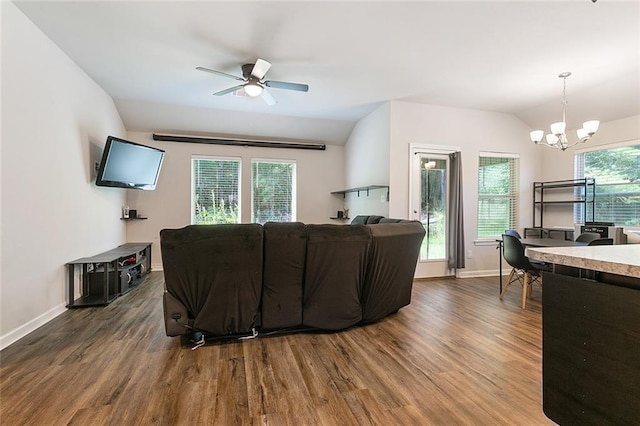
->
551, 121, 566, 135
530, 130, 544, 143
583, 120, 600, 134
546, 134, 559, 145
577, 128, 589, 139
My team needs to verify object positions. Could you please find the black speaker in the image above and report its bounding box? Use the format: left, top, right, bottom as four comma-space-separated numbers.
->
129, 209, 137, 219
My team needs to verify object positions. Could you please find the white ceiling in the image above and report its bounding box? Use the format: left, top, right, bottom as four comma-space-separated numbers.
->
14, 0, 640, 145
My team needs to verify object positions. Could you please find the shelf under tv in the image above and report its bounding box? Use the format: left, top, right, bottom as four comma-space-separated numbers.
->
66, 243, 152, 308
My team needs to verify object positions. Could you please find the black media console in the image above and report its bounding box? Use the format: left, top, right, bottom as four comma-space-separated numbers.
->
66, 243, 152, 307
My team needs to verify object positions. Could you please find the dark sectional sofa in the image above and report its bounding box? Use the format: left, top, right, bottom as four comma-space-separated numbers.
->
160, 220, 425, 340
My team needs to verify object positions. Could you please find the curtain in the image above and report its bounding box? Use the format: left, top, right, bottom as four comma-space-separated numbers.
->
448, 151, 465, 269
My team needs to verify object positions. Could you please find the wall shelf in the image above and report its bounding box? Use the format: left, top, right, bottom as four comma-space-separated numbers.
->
331, 185, 389, 199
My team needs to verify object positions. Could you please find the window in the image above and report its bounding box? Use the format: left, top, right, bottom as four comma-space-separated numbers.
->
574, 143, 640, 225
251, 160, 296, 224
477, 154, 519, 238
192, 157, 240, 224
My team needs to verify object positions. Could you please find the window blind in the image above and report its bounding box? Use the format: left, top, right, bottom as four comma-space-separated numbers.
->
477, 155, 519, 238
192, 158, 240, 224
251, 160, 296, 224
574, 143, 640, 225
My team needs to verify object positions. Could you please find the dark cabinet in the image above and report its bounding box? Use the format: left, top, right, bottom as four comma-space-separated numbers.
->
66, 243, 152, 307
542, 272, 640, 425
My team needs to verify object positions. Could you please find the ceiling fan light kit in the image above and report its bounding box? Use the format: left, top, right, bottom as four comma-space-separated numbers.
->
530, 71, 599, 151
197, 59, 309, 105
243, 82, 263, 97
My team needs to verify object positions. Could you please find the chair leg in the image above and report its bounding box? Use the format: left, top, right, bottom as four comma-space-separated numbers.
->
500, 268, 516, 300
522, 273, 530, 309
530, 274, 542, 299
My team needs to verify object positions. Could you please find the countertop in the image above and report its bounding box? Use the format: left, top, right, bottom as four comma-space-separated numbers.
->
527, 245, 640, 278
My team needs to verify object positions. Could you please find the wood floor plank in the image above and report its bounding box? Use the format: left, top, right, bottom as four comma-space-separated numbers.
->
67, 405, 113, 425
0, 272, 555, 425
288, 338, 338, 407
215, 356, 250, 424
341, 388, 397, 425
243, 338, 285, 418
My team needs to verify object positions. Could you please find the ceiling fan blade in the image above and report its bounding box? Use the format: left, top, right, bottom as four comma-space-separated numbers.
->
261, 89, 277, 106
264, 80, 309, 92
251, 59, 271, 80
196, 67, 244, 82
212, 84, 245, 96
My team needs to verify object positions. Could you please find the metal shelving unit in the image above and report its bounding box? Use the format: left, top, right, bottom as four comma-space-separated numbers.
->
531, 178, 595, 229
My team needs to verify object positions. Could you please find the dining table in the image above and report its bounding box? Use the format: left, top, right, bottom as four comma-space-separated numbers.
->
497, 237, 588, 293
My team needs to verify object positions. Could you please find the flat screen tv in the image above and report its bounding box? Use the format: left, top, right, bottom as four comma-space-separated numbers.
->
96, 136, 165, 190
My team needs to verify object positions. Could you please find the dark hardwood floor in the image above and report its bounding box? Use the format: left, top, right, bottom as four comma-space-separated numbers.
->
0, 272, 554, 425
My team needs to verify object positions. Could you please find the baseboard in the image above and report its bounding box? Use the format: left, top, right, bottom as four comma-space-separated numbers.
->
457, 269, 503, 278
414, 269, 505, 279
0, 303, 67, 351
151, 263, 163, 272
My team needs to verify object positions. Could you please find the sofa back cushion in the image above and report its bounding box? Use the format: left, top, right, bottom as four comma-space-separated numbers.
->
365, 215, 384, 224
262, 222, 307, 330
160, 224, 263, 335
350, 215, 370, 225
303, 224, 371, 330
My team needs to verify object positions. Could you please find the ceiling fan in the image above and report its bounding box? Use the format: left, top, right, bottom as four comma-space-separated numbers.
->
196, 59, 309, 106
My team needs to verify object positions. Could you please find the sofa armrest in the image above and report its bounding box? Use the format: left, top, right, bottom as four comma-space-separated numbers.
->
163, 291, 191, 336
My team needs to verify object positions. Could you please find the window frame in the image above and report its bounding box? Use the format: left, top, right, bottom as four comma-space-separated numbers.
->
191, 155, 242, 225
250, 158, 297, 224
476, 152, 520, 240
574, 140, 640, 226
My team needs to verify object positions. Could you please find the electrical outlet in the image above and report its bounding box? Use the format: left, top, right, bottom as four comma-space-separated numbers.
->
467, 249, 473, 259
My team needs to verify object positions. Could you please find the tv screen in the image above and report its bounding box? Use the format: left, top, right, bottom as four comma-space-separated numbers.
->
96, 136, 165, 190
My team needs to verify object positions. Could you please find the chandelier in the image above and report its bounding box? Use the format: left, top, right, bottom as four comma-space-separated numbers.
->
530, 72, 599, 151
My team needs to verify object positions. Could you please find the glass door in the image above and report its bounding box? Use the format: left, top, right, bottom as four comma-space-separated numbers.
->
410, 151, 451, 276
420, 156, 448, 260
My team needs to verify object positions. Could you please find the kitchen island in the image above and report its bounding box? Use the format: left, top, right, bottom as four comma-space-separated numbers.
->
527, 244, 640, 279
527, 245, 640, 425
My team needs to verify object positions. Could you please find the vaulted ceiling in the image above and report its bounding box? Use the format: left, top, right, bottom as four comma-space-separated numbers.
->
14, 1, 640, 145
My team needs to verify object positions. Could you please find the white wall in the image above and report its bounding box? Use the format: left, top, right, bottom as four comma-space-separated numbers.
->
124, 132, 345, 268
387, 101, 543, 278
0, 2, 127, 349
539, 115, 640, 228
343, 103, 391, 219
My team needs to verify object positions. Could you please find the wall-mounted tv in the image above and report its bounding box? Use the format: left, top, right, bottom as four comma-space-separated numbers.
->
96, 136, 165, 190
